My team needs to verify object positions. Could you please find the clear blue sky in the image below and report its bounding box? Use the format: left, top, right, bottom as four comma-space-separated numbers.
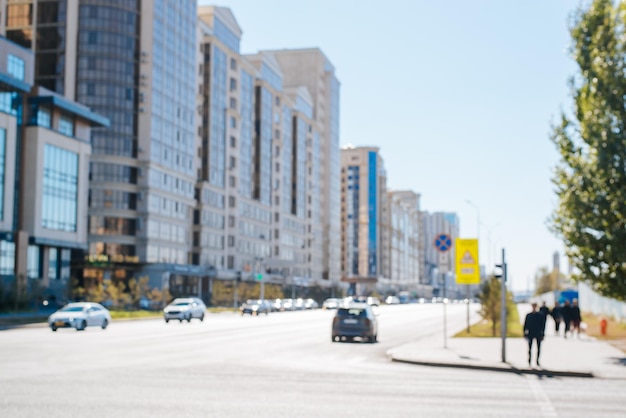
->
203, 0, 584, 292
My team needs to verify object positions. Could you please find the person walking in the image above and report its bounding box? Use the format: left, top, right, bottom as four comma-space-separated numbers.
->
570, 298, 582, 337
561, 299, 572, 338
524, 302, 546, 367
539, 301, 550, 316
551, 303, 563, 336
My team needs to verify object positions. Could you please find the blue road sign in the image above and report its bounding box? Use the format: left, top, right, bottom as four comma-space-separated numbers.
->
434, 234, 452, 252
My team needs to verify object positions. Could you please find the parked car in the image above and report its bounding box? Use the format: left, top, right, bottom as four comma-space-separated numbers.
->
163, 298, 206, 323
331, 302, 378, 343
240, 299, 270, 316
304, 298, 319, 309
281, 298, 295, 311
385, 296, 400, 305
322, 298, 342, 310
48, 302, 111, 332
269, 298, 283, 312
367, 297, 381, 307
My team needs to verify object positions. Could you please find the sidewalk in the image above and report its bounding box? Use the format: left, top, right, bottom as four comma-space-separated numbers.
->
387, 306, 626, 379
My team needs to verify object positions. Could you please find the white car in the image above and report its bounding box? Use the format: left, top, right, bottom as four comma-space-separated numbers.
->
163, 298, 206, 323
48, 302, 111, 332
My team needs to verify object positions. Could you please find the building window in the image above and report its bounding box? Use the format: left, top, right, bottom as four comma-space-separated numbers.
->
230, 116, 236, 129
61, 249, 70, 280
42, 144, 78, 232
37, 107, 51, 128
58, 113, 74, 136
230, 58, 237, 71
229, 78, 237, 92
7, 54, 25, 81
27, 245, 40, 279
0, 240, 15, 275
0, 129, 5, 220
48, 248, 58, 280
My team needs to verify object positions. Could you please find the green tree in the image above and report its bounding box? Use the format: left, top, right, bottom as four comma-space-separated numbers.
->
128, 276, 150, 309
477, 276, 516, 337
534, 266, 566, 295
550, 0, 626, 300
478, 277, 502, 337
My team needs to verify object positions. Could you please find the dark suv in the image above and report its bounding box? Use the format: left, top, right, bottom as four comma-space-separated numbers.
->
331, 303, 378, 343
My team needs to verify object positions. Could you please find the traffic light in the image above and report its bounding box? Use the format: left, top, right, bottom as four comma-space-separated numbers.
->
236, 271, 242, 282
494, 264, 503, 279
255, 273, 263, 281
494, 263, 507, 281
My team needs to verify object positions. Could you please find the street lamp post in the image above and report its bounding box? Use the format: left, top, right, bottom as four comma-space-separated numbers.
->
483, 222, 501, 276
465, 199, 481, 333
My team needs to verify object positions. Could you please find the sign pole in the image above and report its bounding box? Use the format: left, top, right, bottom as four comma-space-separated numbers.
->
466, 285, 470, 333
500, 248, 507, 363
443, 272, 447, 349
433, 233, 453, 349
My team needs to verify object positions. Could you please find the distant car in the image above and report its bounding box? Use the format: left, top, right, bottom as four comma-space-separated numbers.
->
367, 297, 380, 307
331, 302, 378, 343
385, 296, 400, 305
322, 298, 342, 310
163, 298, 206, 323
304, 298, 319, 309
281, 298, 295, 311
48, 302, 111, 332
240, 299, 270, 316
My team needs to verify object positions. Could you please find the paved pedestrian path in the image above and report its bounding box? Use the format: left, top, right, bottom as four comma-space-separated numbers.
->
388, 304, 626, 379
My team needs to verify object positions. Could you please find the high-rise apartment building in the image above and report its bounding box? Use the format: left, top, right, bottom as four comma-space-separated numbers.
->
384, 190, 421, 293
340, 145, 387, 295
195, 7, 340, 292
3, 0, 205, 294
422, 211, 461, 298
264, 48, 342, 288
0, 22, 107, 299
0, 2, 342, 301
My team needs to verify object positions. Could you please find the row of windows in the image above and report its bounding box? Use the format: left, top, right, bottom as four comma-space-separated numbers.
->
89, 216, 136, 235
89, 189, 137, 210
0, 129, 5, 221
146, 246, 186, 264
90, 162, 137, 183
28, 106, 75, 138
42, 144, 78, 232
7, 54, 25, 81
146, 220, 187, 243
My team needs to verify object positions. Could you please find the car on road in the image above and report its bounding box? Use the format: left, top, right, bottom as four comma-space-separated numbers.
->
385, 296, 400, 305
322, 298, 342, 310
48, 302, 111, 332
240, 299, 270, 316
367, 297, 380, 307
163, 298, 206, 323
331, 302, 378, 343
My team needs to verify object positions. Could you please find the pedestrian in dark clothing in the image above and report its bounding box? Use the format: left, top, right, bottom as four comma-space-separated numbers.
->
551, 304, 562, 335
539, 301, 550, 317
570, 298, 582, 337
561, 300, 572, 338
524, 303, 546, 367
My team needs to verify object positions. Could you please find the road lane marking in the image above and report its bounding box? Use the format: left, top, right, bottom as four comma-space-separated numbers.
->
526, 375, 558, 417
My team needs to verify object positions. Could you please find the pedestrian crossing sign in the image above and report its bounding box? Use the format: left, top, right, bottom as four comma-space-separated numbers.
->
455, 238, 480, 284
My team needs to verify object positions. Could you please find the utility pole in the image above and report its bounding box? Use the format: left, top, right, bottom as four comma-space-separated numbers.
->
496, 249, 508, 363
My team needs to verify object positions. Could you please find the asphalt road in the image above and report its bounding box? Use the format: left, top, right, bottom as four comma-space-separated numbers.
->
1, 303, 625, 417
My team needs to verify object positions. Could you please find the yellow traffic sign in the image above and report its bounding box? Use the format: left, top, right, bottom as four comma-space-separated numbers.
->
455, 238, 480, 284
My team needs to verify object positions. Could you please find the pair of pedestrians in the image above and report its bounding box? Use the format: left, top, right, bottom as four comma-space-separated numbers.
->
550, 299, 583, 338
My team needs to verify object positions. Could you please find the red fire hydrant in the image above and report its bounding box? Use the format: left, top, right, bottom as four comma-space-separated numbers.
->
600, 318, 608, 336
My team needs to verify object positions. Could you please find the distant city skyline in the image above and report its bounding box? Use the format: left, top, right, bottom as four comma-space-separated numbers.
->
205, 0, 581, 291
